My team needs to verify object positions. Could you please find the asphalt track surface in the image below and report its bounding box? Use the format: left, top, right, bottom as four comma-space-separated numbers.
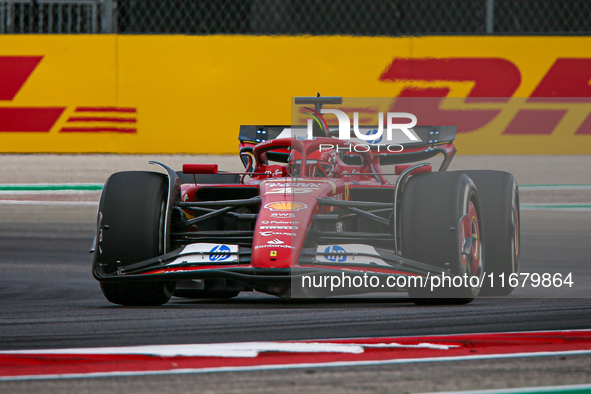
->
1, 205, 591, 351
0, 155, 591, 393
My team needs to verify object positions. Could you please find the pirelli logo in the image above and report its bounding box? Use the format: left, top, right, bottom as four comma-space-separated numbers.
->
0, 56, 137, 133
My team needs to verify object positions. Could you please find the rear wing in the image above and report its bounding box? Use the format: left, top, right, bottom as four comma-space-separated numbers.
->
239, 95, 457, 169
345, 125, 456, 147
239, 124, 456, 168
239, 125, 290, 145
239, 125, 455, 148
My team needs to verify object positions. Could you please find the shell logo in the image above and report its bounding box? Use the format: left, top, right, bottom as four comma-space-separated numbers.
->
264, 202, 308, 211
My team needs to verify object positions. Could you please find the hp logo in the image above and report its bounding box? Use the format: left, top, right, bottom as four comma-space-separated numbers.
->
323, 245, 347, 263
209, 245, 231, 262
364, 129, 383, 144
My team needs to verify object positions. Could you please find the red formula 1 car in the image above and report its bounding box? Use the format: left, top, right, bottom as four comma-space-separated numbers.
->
92, 96, 520, 306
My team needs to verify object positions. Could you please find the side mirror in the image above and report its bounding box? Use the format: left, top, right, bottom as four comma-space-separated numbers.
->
182, 164, 218, 174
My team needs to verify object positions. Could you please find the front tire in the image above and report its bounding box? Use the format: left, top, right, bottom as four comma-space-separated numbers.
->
400, 172, 485, 305
95, 171, 176, 306
457, 171, 519, 296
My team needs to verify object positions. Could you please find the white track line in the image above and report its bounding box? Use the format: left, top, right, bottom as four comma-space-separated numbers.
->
1, 342, 365, 358
0, 342, 458, 358
2, 329, 590, 381
2, 349, 591, 382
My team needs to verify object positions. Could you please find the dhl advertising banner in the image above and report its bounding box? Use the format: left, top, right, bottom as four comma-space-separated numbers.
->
0, 35, 590, 154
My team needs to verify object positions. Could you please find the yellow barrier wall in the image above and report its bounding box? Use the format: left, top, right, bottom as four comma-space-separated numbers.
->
1, 35, 590, 154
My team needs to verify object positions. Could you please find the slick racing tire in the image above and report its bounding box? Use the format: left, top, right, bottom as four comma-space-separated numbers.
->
96, 171, 176, 306
400, 172, 485, 305
456, 171, 520, 296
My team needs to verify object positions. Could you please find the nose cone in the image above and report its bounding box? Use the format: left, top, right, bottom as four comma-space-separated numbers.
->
251, 181, 318, 268
251, 201, 306, 268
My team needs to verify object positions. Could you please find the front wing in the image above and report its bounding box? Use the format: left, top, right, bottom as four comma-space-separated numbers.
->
93, 241, 446, 288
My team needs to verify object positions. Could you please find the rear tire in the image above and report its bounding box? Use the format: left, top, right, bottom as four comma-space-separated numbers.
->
456, 171, 519, 296
400, 172, 484, 305
95, 171, 176, 306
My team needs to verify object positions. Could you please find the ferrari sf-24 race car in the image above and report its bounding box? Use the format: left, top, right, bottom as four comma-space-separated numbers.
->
91, 96, 520, 306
